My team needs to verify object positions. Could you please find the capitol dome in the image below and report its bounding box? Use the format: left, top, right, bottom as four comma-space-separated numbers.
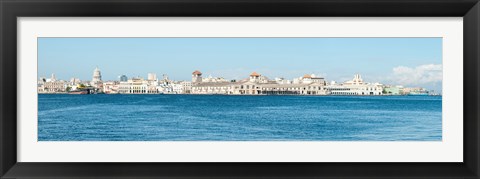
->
92, 67, 102, 83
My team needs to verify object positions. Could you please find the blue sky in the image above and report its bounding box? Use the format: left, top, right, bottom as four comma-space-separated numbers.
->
38, 37, 442, 92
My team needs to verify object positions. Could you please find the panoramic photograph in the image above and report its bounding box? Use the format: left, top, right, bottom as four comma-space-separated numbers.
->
37, 37, 442, 141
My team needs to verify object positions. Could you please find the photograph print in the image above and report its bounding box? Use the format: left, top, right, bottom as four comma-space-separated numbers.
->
38, 37, 442, 141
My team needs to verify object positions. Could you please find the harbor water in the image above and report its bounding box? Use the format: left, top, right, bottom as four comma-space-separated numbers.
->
38, 94, 442, 141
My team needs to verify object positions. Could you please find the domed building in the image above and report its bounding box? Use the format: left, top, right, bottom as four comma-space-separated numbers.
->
91, 67, 102, 88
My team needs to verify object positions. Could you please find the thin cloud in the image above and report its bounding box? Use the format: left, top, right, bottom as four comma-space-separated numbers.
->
390, 64, 442, 86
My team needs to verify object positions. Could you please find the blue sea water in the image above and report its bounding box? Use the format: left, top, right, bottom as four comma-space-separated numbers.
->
38, 94, 442, 141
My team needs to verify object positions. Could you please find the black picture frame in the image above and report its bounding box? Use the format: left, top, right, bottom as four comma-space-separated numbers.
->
1, 0, 479, 178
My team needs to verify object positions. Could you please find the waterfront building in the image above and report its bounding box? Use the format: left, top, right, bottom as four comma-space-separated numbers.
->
38, 69, 427, 96
147, 85, 159, 94
157, 84, 172, 94
192, 82, 235, 94
115, 74, 163, 94
191, 71, 328, 95
118, 77, 149, 94
37, 74, 68, 93
37, 77, 46, 93
146, 80, 160, 93
146, 73, 160, 93
402, 87, 429, 95
250, 73, 326, 95
155, 84, 166, 94
326, 74, 383, 95
102, 81, 120, 94
38, 80, 67, 93
300, 74, 326, 84
180, 81, 192, 94
383, 86, 404, 95
171, 83, 184, 94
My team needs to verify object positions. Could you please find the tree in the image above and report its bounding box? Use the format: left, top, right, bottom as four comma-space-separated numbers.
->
382, 89, 387, 94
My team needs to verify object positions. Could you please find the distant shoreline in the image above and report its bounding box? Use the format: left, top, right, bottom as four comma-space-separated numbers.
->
37, 93, 442, 97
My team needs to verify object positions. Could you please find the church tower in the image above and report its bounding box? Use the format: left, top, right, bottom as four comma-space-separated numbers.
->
352, 74, 363, 85
192, 70, 203, 83
249, 72, 260, 82
50, 73, 56, 82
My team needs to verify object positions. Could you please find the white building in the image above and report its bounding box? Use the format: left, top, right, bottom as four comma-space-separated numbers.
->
118, 77, 149, 94
38, 80, 67, 93
326, 74, 383, 95
171, 83, 184, 94
191, 71, 328, 95
180, 81, 192, 94
103, 81, 120, 94
38, 74, 68, 93
89, 67, 104, 93
91, 67, 102, 86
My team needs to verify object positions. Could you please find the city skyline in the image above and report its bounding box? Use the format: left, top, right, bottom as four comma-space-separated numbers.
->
38, 68, 426, 89
38, 67, 436, 96
38, 37, 442, 92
